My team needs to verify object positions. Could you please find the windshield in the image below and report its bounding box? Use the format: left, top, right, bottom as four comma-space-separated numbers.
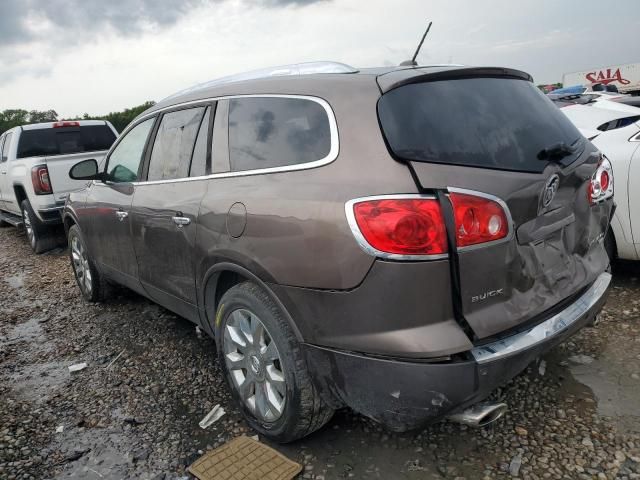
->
17, 125, 116, 159
378, 77, 583, 173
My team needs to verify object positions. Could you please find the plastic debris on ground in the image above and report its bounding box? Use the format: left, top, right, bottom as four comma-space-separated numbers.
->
538, 359, 547, 376
188, 436, 302, 480
55, 425, 64, 433
106, 350, 125, 370
68, 362, 87, 373
199, 404, 225, 429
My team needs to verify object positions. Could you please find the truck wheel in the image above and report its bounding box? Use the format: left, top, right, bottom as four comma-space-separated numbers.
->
20, 199, 56, 253
68, 225, 111, 302
215, 282, 334, 443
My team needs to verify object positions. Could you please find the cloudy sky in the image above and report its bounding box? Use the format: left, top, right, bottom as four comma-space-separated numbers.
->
1, 0, 638, 118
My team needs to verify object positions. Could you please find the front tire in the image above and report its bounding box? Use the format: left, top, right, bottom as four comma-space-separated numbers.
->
68, 225, 111, 302
21, 199, 56, 253
215, 282, 333, 443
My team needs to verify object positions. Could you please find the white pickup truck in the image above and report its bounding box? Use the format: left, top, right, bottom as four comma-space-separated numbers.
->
0, 120, 118, 252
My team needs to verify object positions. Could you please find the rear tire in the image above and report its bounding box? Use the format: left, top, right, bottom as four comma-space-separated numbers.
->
215, 282, 333, 443
68, 224, 111, 302
20, 200, 56, 253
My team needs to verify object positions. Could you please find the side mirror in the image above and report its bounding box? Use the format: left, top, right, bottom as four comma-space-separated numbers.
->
69, 159, 103, 181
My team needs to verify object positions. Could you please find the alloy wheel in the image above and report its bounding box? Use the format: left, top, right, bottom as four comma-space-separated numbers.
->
71, 236, 92, 295
223, 308, 286, 422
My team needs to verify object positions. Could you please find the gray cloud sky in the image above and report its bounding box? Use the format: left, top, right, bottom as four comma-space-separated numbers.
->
0, 0, 327, 44
1, 0, 638, 117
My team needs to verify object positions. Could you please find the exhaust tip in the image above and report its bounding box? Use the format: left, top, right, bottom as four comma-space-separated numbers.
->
447, 402, 507, 428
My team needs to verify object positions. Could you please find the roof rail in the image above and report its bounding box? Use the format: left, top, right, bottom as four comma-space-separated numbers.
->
163, 61, 358, 101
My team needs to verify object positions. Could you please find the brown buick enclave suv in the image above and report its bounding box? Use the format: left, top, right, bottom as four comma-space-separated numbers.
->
63, 62, 614, 442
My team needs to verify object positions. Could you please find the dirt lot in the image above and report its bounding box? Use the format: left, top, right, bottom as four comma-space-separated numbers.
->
1, 226, 639, 480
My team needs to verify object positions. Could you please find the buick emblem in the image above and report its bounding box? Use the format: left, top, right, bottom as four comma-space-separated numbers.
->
541, 174, 560, 207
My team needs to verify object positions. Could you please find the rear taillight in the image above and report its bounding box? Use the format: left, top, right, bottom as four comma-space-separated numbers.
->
588, 156, 614, 205
449, 191, 510, 248
31, 165, 52, 195
347, 196, 448, 258
346, 191, 512, 259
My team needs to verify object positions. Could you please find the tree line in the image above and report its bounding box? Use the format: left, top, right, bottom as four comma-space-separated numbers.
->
0, 101, 155, 136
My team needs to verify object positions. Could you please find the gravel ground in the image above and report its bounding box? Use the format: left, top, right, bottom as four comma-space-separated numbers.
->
1, 226, 639, 480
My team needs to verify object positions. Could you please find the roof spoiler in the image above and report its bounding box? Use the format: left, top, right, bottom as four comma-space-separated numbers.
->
377, 66, 533, 93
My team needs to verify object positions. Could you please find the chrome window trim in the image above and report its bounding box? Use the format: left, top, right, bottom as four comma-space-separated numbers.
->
446, 187, 515, 252
344, 194, 449, 261
471, 271, 611, 364
96, 94, 339, 187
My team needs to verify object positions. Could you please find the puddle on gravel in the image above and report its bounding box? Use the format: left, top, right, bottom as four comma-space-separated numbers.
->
0, 316, 50, 350
52, 428, 134, 479
4, 272, 26, 289
9, 360, 72, 403
568, 346, 640, 433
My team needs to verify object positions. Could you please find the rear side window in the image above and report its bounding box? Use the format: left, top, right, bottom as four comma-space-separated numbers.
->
378, 78, 583, 173
16, 125, 116, 159
228, 97, 331, 172
148, 107, 205, 181
598, 116, 640, 132
189, 107, 211, 178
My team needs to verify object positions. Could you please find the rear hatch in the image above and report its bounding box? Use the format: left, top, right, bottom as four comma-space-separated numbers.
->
18, 123, 116, 203
377, 68, 612, 340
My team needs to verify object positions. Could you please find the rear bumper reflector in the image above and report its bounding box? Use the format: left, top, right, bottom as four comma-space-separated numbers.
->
471, 271, 611, 364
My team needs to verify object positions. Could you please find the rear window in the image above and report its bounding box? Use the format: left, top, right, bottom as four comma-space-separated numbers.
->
378, 78, 583, 173
17, 125, 116, 159
228, 97, 331, 172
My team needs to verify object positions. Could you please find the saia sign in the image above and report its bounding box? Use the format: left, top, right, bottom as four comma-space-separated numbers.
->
585, 68, 630, 85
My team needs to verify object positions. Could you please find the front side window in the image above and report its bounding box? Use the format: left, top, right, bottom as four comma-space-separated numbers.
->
147, 107, 205, 181
228, 97, 331, 172
2, 133, 13, 162
106, 118, 154, 183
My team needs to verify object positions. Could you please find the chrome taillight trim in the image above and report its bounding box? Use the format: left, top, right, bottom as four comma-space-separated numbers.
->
446, 187, 515, 252
589, 156, 614, 205
344, 194, 449, 261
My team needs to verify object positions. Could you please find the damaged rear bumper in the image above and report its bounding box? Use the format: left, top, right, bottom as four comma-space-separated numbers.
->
302, 272, 611, 431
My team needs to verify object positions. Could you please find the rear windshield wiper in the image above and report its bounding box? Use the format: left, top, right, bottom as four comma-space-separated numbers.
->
537, 142, 577, 162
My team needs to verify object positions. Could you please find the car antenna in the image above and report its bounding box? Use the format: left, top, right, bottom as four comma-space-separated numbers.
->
400, 21, 432, 67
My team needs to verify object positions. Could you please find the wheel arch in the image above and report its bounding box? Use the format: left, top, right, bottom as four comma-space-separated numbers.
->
200, 261, 303, 342
13, 184, 27, 206
62, 210, 79, 234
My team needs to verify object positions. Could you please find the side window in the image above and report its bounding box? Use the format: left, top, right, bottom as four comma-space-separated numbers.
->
228, 97, 331, 172
2, 133, 13, 162
107, 118, 154, 183
147, 107, 204, 181
189, 107, 211, 178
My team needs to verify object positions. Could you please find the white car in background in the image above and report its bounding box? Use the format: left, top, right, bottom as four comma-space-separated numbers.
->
560, 104, 640, 261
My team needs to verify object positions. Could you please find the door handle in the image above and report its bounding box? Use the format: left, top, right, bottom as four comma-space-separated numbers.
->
172, 216, 191, 228
115, 210, 128, 221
